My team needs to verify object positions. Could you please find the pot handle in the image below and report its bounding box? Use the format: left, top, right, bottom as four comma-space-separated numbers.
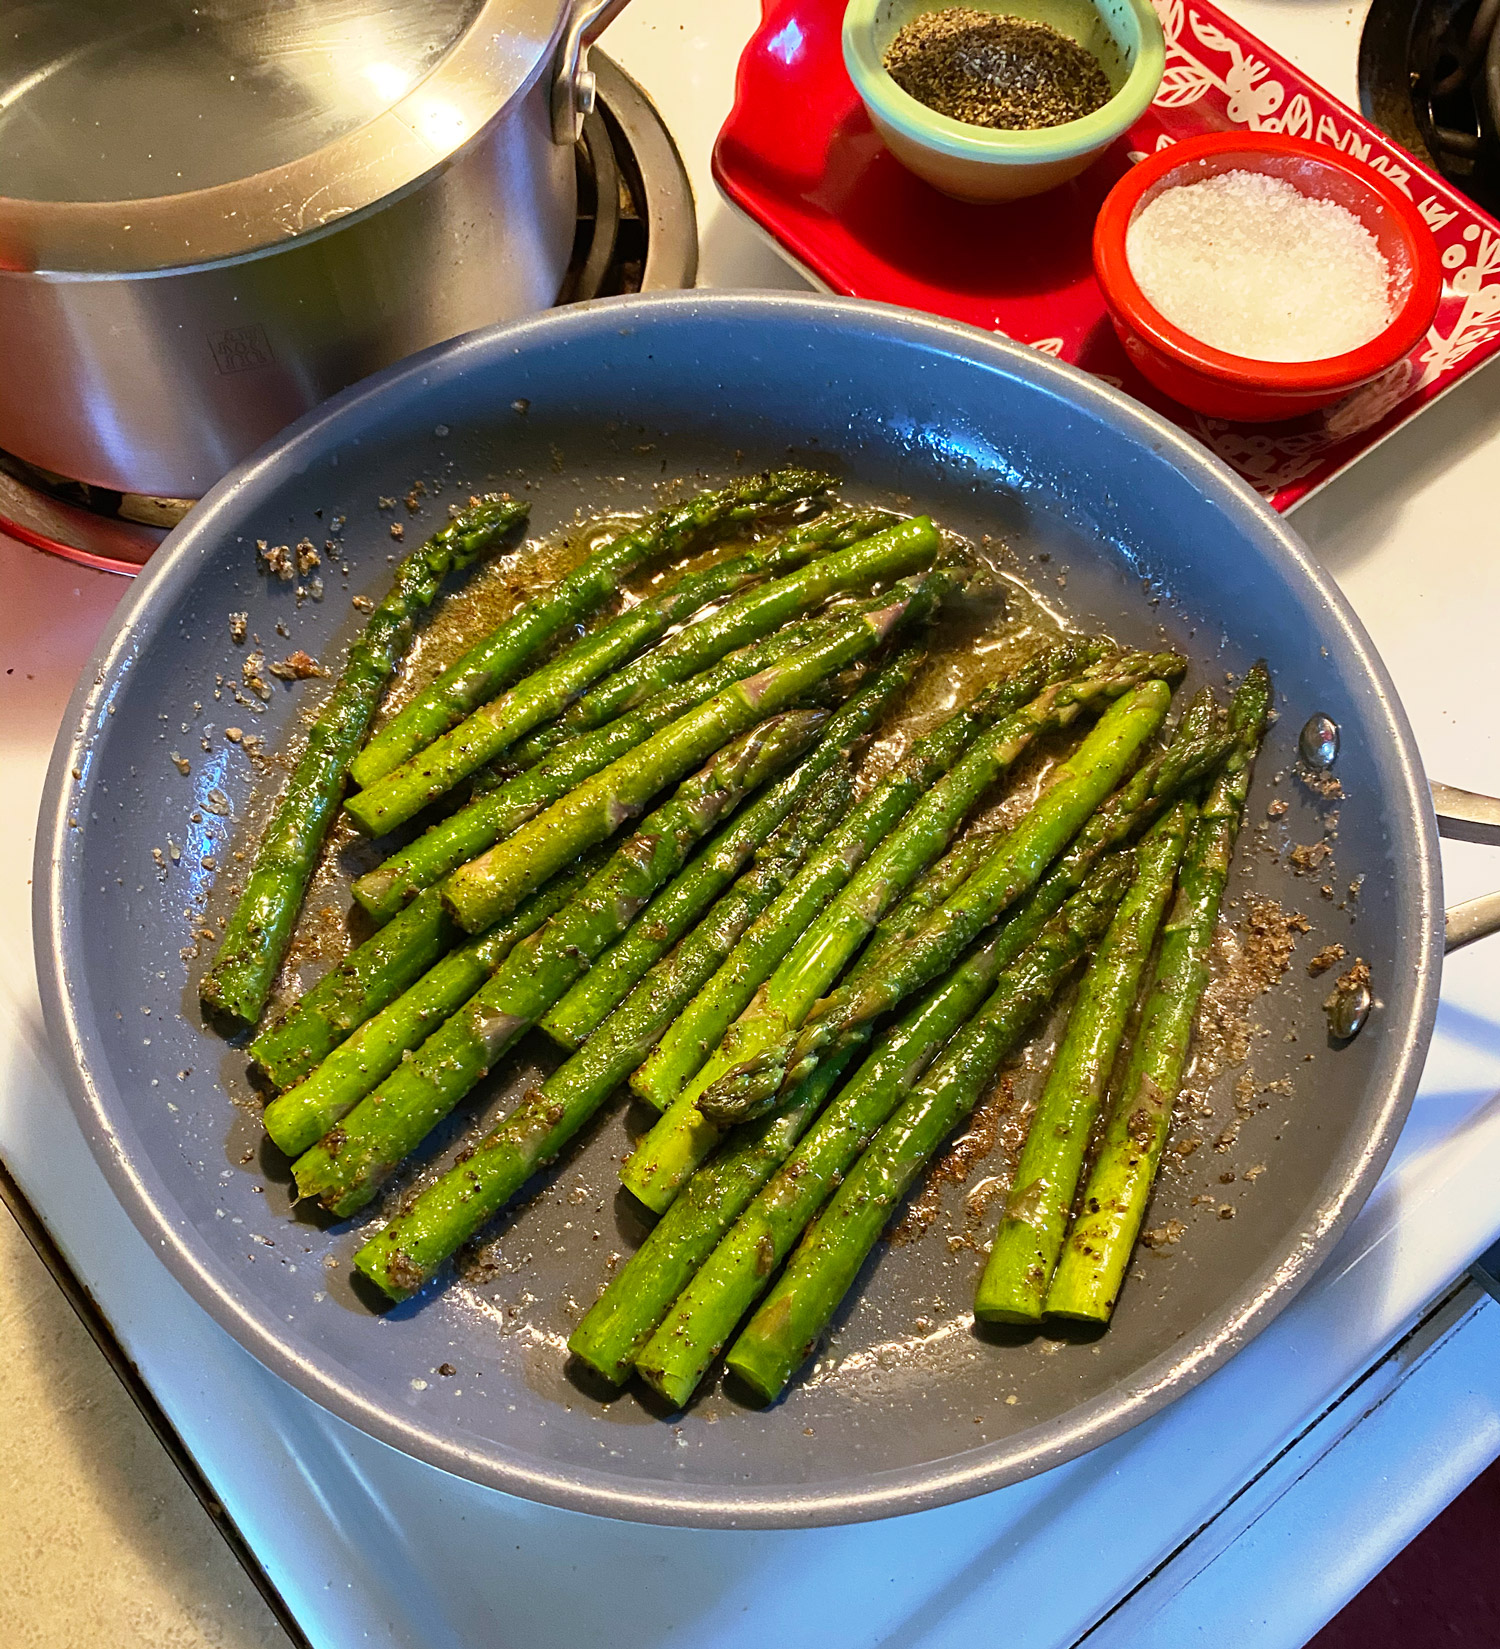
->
552, 0, 636, 145
1434, 782, 1500, 952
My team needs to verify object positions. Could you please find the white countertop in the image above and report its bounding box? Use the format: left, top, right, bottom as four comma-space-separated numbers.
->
3, 3, 1500, 1646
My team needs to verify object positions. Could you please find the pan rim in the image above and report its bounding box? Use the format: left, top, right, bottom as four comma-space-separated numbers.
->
34, 289, 1442, 1528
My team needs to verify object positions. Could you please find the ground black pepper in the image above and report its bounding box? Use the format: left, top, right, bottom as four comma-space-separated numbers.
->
884, 7, 1112, 130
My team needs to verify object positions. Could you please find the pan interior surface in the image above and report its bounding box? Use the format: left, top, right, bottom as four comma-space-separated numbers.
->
36, 293, 1437, 1526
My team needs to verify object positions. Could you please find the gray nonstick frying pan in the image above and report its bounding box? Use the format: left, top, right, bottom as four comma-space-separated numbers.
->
35, 292, 1474, 1527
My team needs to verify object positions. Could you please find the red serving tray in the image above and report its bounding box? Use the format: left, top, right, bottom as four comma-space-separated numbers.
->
714, 0, 1500, 509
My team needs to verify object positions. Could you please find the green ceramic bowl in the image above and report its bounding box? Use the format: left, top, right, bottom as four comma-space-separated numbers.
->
843, 0, 1166, 202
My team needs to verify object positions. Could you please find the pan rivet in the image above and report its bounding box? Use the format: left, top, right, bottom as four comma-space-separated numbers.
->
1326, 978, 1371, 1041
1299, 713, 1339, 770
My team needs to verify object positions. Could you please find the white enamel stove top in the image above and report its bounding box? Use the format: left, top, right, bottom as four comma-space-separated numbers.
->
3, 3, 1499, 1645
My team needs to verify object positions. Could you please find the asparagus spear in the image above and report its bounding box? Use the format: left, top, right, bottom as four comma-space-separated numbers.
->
262, 606, 932, 1086
350, 469, 832, 789
441, 569, 958, 934
1046, 665, 1271, 1323
538, 650, 924, 1049
620, 845, 1136, 1400
343, 530, 841, 836
807, 682, 1227, 1084
618, 659, 1086, 1210
858, 688, 1227, 1058
351, 788, 850, 1301
974, 799, 1196, 1323
507, 509, 895, 770
771, 678, 1178, 1098
695, 651, 1184, 1129
623, 701, 1237, 1397
261, 849, 606, 1158
626, 638, 1105, 1122
634, 919, 1030, 1405
292, 711, 829, 1215
522, 513, 932, 752
348, 618, 836, 924
569, 1046, 862, 1386
849, 828, 1002, 980
249, 891, 455, 1091
621, 680, 1223, 1209
199, 496, 528, 1029
726, 857, 1133, 1403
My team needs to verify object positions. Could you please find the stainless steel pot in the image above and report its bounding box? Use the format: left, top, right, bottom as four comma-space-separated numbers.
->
0, 0, 631, 499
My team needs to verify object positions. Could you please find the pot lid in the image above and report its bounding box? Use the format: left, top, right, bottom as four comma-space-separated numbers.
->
0, 0, 568, 274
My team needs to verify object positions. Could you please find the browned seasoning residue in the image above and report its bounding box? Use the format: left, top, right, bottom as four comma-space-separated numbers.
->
1141, 1219, 1187, 1249
1191, 897, 1307, 1078
276, 903, 348, 992
257, 540, 295, 580
1307, 942, 1346, 977
887, 1074, 1016, 1244
1297, 763, 1344, 801
269, 650, 327, 681
1287, 840, 1333, 875
457, 1249, 503, 1287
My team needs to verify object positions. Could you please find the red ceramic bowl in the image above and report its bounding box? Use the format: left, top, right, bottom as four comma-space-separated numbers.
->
1093, 132, 1443, 421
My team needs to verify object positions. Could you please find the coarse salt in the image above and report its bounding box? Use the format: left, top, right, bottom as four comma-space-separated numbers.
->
1125, 170, 1394, 362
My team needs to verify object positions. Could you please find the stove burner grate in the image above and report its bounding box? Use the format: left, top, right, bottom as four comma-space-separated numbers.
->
1361, 0, 1500, 217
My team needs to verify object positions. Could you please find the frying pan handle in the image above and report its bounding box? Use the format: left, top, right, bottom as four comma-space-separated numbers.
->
552, 0, 636, 144
1434, 782, 1500, 952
